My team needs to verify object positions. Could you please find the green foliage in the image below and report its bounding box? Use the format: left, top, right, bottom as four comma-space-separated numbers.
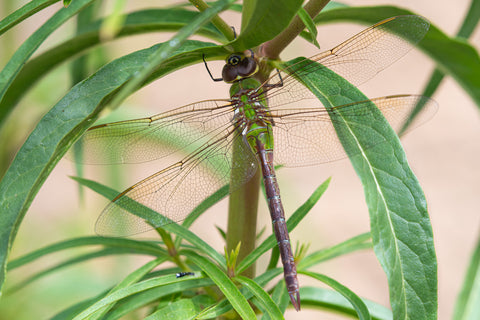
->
289, 57, 436, 317
0, 0, 478, 319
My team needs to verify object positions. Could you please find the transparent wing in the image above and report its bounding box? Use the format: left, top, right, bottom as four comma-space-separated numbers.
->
271, 95, 438, 167
68, 99, 233, 164
263, 15, 430, 108
95, 130, 258, 237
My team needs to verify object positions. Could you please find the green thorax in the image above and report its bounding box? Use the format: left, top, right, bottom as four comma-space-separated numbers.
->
229, 77, 262, 97
230, 78, 274, 153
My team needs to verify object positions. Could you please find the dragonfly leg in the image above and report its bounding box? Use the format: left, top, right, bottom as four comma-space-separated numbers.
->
202, 54, 224, 82
263, 69, 283, 89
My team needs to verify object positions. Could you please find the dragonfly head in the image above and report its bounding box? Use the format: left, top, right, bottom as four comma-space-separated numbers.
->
222, 52, 259, 83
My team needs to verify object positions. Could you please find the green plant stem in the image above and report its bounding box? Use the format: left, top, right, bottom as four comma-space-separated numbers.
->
155, 227, 189, 270
189, 0, 235, 41
226, 143, 261, 279
260, 0, 330, 59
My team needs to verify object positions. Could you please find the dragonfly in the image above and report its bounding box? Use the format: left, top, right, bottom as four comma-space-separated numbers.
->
71, 15, 437, 311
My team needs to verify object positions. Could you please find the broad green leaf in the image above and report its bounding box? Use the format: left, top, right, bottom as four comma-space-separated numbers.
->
237, 178, 330, 273
232, 0, 304, 51
0, 40, 227, 294
72, 177, 225, 266
301, 271, 371, 320
184, 251, 257, 320
0, 8, 226, 127
313, 6, 480, 108
300, 287, 393, 320
236, 275, 284, 319
452, 231, 480, 320
0, 0, 58, 35
292, 58, 437, 318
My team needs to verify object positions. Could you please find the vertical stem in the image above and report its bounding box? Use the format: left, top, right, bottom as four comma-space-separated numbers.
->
189, 0, 235, 41
226, 140, 260, 279
260, 0, 330, 59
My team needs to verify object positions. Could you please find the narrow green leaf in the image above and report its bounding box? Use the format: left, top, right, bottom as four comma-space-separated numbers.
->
184, 251, 257, 320
0, 9, 227, 127
70, 1, 98, 85
0, 40, 227, 294
71, 273, 204, 320
233, 0, 304, 50
145, 299, 200, 320
8, 248, 167, 293
236, 275, 284, 319
176, 184, 230, 241
301, 271, 371, 320
51, 290, 110, 320
72, 177, 225, 266
313, 6, 480, 108
0, 0, 95, 106
99, 0, 127, 39
300, 286, 393, 320
299, 233, 372, 269
237, 178, 330, 273
0, 0, 58, 35
7, 236, 163, 269
101, 278, 213, 320
297, 7, 320, 48
215, 225, 227, 241
107, 0, 235, 111
452, 231, 480, 320
195, 268, 282, 319
89, 257, 165, 320
261, 280, 289, 320
456, 0, 480, 38
293, 59, 437, 318
401, 0, 480, 133
51, 271, 210, 319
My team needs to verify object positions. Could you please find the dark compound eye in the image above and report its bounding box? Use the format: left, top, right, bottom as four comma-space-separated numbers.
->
222, 53, 259, 83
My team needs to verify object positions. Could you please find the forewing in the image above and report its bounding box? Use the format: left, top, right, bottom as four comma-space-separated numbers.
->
263, 15, 430, 108
271, 95, 437, 167
68, 99, 233, 164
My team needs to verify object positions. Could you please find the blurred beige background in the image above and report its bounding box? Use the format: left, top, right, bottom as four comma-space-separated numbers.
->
2, 0, 479, 319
